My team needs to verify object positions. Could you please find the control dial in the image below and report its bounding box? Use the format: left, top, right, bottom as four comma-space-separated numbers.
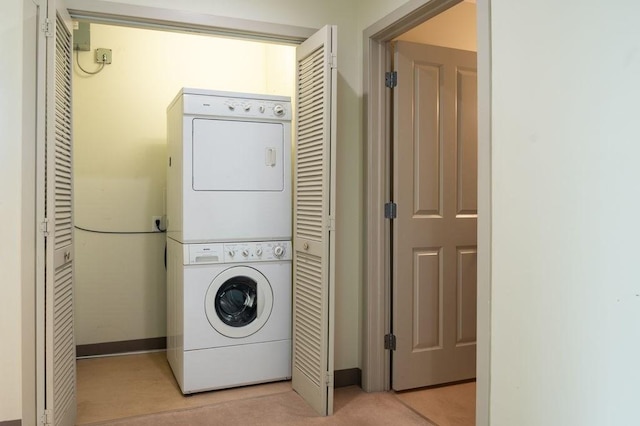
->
242, 248, 250, 257
273, 104, 285, 116
227, 249, 236, 258
255, 248, 263, 256
274, 245, 285, 258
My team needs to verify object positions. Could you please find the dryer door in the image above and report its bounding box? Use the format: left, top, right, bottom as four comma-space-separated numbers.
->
205, 266, 274, 338
192, 119, 285, 191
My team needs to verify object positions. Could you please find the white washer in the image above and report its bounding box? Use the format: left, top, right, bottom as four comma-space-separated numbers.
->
166, 238, 292, 394
166, 88, 292, 243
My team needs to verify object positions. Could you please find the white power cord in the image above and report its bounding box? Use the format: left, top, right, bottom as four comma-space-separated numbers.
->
75, 50, 105, 75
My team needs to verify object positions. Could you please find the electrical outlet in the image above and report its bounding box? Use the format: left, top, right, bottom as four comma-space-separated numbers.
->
95, 48, 112, 64
151, 216, 164, 232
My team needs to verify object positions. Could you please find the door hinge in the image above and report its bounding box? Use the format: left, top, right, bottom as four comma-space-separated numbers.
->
42, 409, 53, 426
42, 18, 53, 38
325, 371, 334, 386
385, 71, 397, 88
329, 53, 337, 69
384, 202, 397, 219
327, 215, 336, 231
384, 334, 396, 351
40, 218, 49, 236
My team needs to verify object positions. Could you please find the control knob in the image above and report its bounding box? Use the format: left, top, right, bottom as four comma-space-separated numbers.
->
274, 245, 285, 258
273, 105, 285, 116
242, 248, 250, 257
255, 248, 263, 256
227, 249, 236, 258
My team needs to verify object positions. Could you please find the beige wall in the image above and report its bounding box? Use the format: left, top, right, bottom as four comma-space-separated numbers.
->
395, 1, 476, 51
73, 23, 295, 345
87, 0, 364, 371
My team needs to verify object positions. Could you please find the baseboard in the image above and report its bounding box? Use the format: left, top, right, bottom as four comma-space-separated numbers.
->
0, 420, 21, 426
76, 337, 166, 357
76, 341, 361, 389
334, 368, 361, 388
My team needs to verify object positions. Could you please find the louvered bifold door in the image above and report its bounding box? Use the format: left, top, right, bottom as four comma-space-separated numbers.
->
292, 25, 338, 417
44, 2, 76, 425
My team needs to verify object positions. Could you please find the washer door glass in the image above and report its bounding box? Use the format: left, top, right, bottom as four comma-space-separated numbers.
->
205, 266, 273, 338
215, 277, 257, 327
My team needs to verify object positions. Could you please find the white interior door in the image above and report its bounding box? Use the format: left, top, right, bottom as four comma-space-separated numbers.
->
292, 24, 337, 416
392, 41, 477, 390
41, 0, 76, 424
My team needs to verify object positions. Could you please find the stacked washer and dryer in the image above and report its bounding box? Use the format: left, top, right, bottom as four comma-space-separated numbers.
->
166, 88, 292, 394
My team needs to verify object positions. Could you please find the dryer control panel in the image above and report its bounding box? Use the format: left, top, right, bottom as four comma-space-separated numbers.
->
182, 93, 292, 121
185, 240, 292, 265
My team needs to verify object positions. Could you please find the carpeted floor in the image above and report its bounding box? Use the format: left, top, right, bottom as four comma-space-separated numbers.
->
77, 352, 474, 425
395, 382, 475, 426
86, 385, 432, 426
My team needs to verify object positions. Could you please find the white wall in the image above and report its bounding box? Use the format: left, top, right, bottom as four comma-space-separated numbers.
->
73, 23, 295, 345
490, 1, 640, 424
0, 0, 24, 421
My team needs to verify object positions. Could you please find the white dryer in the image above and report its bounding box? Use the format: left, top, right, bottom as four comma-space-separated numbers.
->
166, 88, 292, 243
166, 238, 292, 394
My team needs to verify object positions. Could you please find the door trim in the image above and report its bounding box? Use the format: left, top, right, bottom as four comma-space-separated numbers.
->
64, 0, 314, 44
361, 1, 492, 425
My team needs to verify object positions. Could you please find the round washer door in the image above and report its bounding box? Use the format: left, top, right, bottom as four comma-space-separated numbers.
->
204, 266, 273, 338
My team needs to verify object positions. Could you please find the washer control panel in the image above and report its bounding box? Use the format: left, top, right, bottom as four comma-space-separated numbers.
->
185, 240, 292, 264
223, 240, 292, 263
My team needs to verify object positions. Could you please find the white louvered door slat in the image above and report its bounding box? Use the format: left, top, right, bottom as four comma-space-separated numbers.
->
45, 1, 76, 425
292, 25, 337, 417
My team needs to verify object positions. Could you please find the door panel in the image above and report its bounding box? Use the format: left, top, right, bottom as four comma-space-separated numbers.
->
44, 0, 76, 424
392, 41, 477, 391
292, 24, 337, 416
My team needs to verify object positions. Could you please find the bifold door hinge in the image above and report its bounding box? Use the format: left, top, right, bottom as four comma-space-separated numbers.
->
384, 334, 396, 351
42, 18, 53, 38
40, 218, 49, 236
385, 71, 397, 88
329, 53, 337, 69
42, 409, 53, 426
384, 202, 397, 219
327, 215, 336, 231
325, 371, 334, 386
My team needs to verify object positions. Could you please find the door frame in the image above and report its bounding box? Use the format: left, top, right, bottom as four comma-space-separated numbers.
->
25, 0, 317, 421
361, 0, 491, 424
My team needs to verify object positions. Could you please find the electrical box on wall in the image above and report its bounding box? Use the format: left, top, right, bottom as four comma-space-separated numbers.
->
73, 21, 90, 51
95, 48, 112, 64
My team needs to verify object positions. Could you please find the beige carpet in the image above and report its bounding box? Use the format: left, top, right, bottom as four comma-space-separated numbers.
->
77, 352, 473, 426
85, 385, 432, 426
77, 352, 292, 423
395, 382, 475, 426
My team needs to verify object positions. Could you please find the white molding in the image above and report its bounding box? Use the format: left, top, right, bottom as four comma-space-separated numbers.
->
64, 0, 315, 44
475, 2, 492, 425
22, 2, 42, 425
361, 35, 391, 392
